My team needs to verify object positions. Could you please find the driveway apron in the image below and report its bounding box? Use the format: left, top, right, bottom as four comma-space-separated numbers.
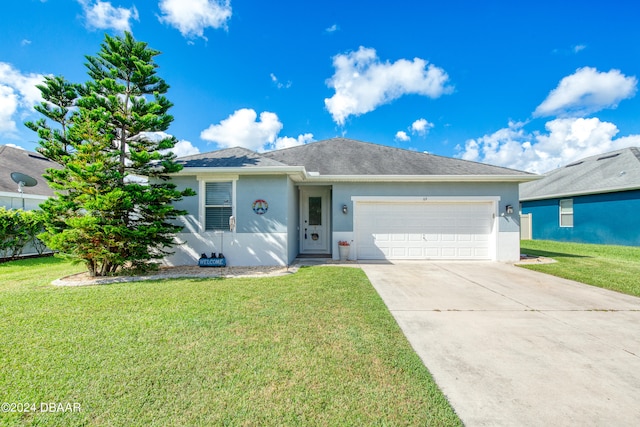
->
360, 261, 640, 426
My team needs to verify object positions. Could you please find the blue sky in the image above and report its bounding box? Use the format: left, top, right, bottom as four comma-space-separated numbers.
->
2, 0, 640, 173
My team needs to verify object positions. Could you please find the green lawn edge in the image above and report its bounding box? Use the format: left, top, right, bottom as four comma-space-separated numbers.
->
0, 258, 461, 426
519, 240, 640, 297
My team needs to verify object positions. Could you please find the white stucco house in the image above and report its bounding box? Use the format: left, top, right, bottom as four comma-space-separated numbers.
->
165, 138, 537, 266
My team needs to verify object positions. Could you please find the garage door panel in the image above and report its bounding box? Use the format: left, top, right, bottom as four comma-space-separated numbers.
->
458, 248, 472, 257
475, 234, 490, 242
391, 247, 407, 257
356, 201, 494, 260
407, 247, 423, 257
441, 248, 457, 257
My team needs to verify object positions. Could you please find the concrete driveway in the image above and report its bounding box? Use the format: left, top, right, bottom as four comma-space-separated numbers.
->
360, 261, 640, 426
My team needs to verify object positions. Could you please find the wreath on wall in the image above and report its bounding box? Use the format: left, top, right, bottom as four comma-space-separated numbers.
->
252, 199, 268, 215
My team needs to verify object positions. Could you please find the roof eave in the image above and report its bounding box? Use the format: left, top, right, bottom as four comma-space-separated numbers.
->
172, 167, 539, 184
520, 184, 640, 201
301, 174, 540, 183
172, 166, 307, 179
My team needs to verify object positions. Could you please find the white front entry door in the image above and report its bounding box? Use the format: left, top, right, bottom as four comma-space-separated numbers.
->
300, 188, 330, 254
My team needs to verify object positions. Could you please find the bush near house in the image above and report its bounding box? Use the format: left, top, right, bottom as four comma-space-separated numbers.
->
0, 208, 47, 259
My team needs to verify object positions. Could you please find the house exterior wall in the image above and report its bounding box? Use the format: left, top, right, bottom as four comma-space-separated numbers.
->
164, 175, 292, 267
0, 193, 49, 211
286, 177, 299, 264
332, 181, 521, 262
166, 176, 523, 265
521, 189, 640, 246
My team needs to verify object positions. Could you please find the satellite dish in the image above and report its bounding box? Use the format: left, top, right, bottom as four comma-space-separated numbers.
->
10, 172, 38, 193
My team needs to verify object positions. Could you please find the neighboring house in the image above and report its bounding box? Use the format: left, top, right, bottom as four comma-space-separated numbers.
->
0, 145, 59, 211
520, 147, 640, 246
166, 138, 536, 266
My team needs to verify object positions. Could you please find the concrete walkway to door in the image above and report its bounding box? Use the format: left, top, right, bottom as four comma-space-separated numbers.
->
360, 261, 640, 426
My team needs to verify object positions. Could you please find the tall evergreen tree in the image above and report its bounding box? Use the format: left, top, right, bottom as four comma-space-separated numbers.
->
28, 32, 194, 276
25, 75, 78, 163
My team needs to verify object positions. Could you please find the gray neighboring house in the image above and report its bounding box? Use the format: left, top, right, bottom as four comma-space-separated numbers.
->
520, 147, 640, 245
166, 138, 537, 267
0, 144, 59, 211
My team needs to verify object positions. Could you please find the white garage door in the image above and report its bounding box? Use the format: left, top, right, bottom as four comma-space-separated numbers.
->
355, 201, 494, 260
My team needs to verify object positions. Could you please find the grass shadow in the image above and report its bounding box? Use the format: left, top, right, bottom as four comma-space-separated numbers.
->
0, 254, 65, 267
520, 248, 590, 259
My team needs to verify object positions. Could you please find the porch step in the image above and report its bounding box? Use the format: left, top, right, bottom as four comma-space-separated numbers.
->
296, 253, 331, 259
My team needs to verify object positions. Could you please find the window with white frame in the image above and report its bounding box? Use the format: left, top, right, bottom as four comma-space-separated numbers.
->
204, 182, 233, 231
559, 198, 573, 227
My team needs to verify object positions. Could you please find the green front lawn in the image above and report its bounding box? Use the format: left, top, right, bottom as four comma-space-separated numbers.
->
0, 257, 460, 426
519, 240, 640, 297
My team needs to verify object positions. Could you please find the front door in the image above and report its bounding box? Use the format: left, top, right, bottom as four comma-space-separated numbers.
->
300, 188, 330, 254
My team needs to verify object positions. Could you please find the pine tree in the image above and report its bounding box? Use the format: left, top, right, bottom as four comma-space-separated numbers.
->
25, 75, 78, 162
28, 32, 194, 276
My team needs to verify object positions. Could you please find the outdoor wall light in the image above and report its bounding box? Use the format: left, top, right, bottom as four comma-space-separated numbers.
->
505, 205, 513, 214
342, 204, 348, 214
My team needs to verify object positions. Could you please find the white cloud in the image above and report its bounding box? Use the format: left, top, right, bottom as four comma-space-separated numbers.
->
324, 46, 453, 125
158, 0, 232, 39
457, 118, 640, 174
272, 133, 314, 150
200, 108, 313, 152
534, 67, 637, 117
170, 140, 200, 157
395, 131, 410, 142
140, 131, 201, 157
0, 86, 19, 133
200, 108, 283, 151
270, 73, 291, 89
5, 143, 26, 150
78, 0, 139, 32
411, 118, 434, 136
325, 24, 338, 33
0, 62, 45, 135
21, 39, 31, 46
573, 44, 587, 53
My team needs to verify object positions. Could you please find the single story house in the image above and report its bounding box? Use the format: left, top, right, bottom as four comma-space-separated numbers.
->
165, 138, 537, 266
0, 144, 59, 211
520, 147, 640, 246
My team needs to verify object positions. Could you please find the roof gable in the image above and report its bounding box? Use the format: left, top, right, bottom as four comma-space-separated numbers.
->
520, 147, 640, 200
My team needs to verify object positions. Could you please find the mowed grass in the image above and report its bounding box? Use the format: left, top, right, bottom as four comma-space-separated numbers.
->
520, 240, 640, 297
0, 257, 461, 426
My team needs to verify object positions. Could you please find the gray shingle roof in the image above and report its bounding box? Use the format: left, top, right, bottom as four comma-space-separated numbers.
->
0, 145, 60, 197
176, 147, 288, 168
263, 138, 533, 176
176, 138, 535, 178
520, 147, 640, 200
